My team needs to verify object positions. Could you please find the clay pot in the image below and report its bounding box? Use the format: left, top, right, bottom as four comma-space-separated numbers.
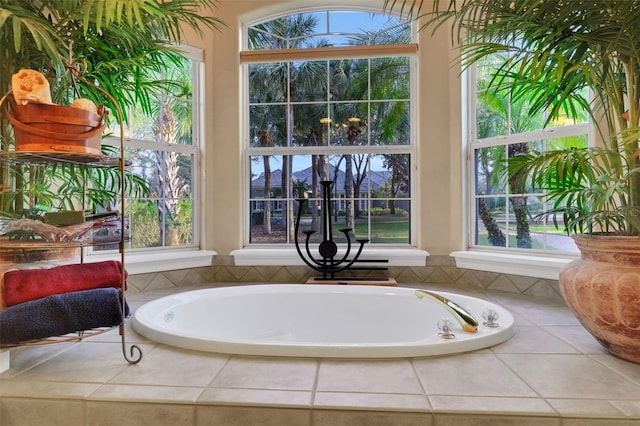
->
559, 234, 640, 364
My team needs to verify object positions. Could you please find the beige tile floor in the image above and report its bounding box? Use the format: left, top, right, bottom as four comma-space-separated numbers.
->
1, 283, 640, 426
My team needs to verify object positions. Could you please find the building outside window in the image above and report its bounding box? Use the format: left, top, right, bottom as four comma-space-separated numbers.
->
243, 9, 416, 247
101, 48, 202, 252
469, 53, 590, 254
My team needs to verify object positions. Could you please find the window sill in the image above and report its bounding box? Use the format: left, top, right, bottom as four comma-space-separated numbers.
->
86, 249, 216, 275
450, 250, 577, 280
231, 247, 429, 267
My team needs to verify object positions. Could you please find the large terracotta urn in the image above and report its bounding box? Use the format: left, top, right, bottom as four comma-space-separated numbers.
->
559, 234, 640, 364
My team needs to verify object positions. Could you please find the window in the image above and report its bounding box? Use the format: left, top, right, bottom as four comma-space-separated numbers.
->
242, 10, 416, 247
469, 54, 589, 254
101, 48, 202, 252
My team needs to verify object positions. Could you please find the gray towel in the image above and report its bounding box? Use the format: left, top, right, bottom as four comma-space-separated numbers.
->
0, 288, 129, 345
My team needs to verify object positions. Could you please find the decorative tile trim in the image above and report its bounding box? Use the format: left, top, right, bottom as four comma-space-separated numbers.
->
128, 254, 562, 302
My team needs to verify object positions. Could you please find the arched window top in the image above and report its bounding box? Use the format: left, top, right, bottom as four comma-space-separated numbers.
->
247, 10, 412, 51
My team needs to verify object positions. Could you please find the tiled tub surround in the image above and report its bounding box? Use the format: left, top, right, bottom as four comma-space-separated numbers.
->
129, 255, 566, 303
2, 283, 640, 425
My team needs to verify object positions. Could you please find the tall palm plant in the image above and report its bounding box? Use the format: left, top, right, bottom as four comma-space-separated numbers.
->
1, 0, 224, 118
385, 0, 640, 236
0, 0, 224, 215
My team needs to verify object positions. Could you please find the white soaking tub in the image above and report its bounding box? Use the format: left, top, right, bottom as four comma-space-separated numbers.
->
132, 284, 515, 358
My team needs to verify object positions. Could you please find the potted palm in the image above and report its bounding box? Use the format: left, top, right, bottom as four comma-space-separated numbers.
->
385, 0, 640, 363
0, 1, 224, 257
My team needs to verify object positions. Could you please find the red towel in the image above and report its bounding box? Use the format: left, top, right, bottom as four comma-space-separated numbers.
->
2, 260, 127, 307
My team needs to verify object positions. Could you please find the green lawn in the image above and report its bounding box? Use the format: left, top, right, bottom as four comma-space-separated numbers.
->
476, 233, 545, 249
520, 223, 567, 234
330, 217, 409, 244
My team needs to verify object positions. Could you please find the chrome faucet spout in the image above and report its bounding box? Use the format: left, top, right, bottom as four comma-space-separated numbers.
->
415, 290, 478, 333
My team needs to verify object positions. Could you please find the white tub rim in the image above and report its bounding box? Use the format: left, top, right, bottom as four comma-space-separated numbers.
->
132, 284, 516, 358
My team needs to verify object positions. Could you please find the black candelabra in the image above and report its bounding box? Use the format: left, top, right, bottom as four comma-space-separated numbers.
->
294, 180, 387, 281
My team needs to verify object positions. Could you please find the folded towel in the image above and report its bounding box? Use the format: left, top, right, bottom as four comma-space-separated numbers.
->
0, 287, 128, 345
3, 260, 127, 307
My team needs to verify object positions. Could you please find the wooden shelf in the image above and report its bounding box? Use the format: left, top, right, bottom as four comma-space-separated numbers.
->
306, 277, 398, 286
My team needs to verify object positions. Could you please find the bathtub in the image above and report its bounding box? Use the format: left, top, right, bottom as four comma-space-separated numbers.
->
132, 284, 515, 358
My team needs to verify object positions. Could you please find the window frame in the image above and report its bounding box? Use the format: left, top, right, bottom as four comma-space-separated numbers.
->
241, 9, 419, 248
465, 63, 592, 255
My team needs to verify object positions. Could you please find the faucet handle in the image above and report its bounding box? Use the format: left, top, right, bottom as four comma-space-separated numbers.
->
482, 308, 500, 328
437, 317, 456, 339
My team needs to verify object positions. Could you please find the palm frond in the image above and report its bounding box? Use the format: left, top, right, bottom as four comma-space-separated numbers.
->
507, 145, 639, 234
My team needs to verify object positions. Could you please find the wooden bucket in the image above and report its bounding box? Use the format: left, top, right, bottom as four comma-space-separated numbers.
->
4, 93, 106, 155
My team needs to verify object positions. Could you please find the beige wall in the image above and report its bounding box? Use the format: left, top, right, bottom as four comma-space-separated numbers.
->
182, 0, 464, 256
